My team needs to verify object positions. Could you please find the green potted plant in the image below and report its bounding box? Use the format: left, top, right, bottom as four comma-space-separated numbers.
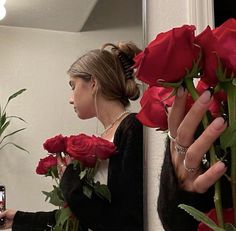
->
0, 89, 28, 153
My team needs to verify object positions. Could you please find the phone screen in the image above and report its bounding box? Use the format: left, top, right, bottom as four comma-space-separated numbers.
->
0, 186, 5, 226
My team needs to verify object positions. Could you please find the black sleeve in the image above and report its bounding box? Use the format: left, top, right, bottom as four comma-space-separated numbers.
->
12, 210, 56, 231
110, 116, 143, 231
60, 115, 143, 231
157, 138, 215, 231
60, 164, 110, 230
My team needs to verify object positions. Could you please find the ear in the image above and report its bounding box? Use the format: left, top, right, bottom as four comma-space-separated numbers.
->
90, 78, 99, 95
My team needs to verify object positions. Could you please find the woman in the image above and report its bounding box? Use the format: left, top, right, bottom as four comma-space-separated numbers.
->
157, 87, 230, 230
0, 42, 144, 231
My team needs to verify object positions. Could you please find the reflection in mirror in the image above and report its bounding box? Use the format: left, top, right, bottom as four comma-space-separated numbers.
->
0, 0, 143, 229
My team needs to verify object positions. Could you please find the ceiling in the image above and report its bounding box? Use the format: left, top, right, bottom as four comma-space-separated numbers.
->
0, 0, 142, 32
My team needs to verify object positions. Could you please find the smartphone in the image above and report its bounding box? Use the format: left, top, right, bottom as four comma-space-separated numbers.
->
0, 185, 6, 226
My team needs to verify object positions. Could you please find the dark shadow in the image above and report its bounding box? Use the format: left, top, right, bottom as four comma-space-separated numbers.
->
214, 0, 236, 27
81, 0, 142, 31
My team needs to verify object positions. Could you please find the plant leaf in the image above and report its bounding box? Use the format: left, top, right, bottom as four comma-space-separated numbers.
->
94, 182, 111, 202
0, 128, 26, 144
0, 120, 10, 137
42, 186, 64, 207
7, 89, 26, 103
83, 184, 93, 199
178, 204, 225, 231
6, 115, 27, 123
225, 223, 236, 231
55, 207, 71, 227
0, 112, 7, 127
220, 122, 236, 149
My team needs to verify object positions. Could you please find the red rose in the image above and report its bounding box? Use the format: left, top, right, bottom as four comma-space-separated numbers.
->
36, 155, 57, 175
43, 134, 67, 153
195, 18, 236, 86
134, 25, 199, 86
136, 86, 174, 130
91, 136, 116, 160
198, 208, 233, 231
66, 134, 97, 167
213, 18, 236, 76
66, 134, 116, 167
195, 26, 219, 86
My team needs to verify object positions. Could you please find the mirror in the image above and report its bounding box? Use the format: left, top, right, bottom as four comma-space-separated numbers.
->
0, 0, 144, 223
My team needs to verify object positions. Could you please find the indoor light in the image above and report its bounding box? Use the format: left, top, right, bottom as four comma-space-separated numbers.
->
0, 5, 6, 20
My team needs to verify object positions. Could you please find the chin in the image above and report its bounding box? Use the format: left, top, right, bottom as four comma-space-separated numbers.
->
77, 113, 94, 120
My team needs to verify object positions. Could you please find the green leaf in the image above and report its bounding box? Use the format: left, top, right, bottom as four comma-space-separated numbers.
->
0, 128, 26, 144
94, 183, 111, 202
53, 226, 63, 231
220, 122, 236, 149
225, 223, 236, 231
7, 88, 26, 103
55, 207, 71, 227
83, 185, 93, 199
7, 115, 27, 123
0, 121, 10, 137
47, 166, 59, 178
0, 112, 7, 127
2, 89, 27, 114
42, 186, 64, 206
0, 142, 29, 153
178, 204, 225, 231
79, 169, 87, 180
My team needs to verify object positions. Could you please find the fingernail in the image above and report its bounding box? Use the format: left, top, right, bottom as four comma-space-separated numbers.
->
221, 113, 228, 123
207, 87, 214, 97
221, 159, 229, 168
215, 161, 227, 173
212, 117, 225, 130
177, 86, 184, 97
199, 90, 212, 104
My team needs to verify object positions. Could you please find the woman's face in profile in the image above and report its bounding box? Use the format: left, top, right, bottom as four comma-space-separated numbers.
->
69, 76, 96, 120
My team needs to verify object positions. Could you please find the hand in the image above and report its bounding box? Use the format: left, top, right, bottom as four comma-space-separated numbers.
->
0, 209, 17, 229
168, 87, 227, 193
57, 154, 72, 177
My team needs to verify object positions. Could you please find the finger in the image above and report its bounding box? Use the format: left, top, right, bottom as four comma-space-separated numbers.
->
168, 86, 188, 138
177, 90, 213, 147
57, 154, 66, 166
65, 155, 72, 165
185, 117, 227, 167
193, 161, 227, 193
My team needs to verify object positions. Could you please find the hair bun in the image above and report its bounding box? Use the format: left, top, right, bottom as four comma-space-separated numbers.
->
117, 41, 142, 59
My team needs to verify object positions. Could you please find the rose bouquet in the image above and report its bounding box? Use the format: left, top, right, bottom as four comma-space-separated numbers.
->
36, 134, 116, 231
134, 18, 236, 230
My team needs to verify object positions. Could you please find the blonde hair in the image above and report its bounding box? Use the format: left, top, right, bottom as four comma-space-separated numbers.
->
67, 41, 142, 107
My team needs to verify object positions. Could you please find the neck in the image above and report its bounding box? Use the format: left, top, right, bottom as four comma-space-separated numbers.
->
102, 110, 129, 133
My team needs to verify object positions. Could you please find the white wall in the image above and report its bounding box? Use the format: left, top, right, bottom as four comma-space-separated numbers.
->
0, 25, 142, 219
145, 0, 214, 230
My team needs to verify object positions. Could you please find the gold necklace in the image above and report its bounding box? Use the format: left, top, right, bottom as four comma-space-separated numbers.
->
102, 111, 129, 135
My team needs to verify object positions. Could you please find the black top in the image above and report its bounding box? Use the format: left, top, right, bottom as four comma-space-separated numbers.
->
12, 113, 144, 231
157, 138, 232, 231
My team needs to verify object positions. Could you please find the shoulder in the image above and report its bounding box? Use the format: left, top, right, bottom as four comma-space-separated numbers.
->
117, 113, 143, 133
114, 113, 143, 145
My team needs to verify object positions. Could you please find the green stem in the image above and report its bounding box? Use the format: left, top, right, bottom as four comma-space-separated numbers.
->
73, 219, 79, 231
226, 82, 236, 226
184, 78, 224, 228
51, 171, 59, 186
